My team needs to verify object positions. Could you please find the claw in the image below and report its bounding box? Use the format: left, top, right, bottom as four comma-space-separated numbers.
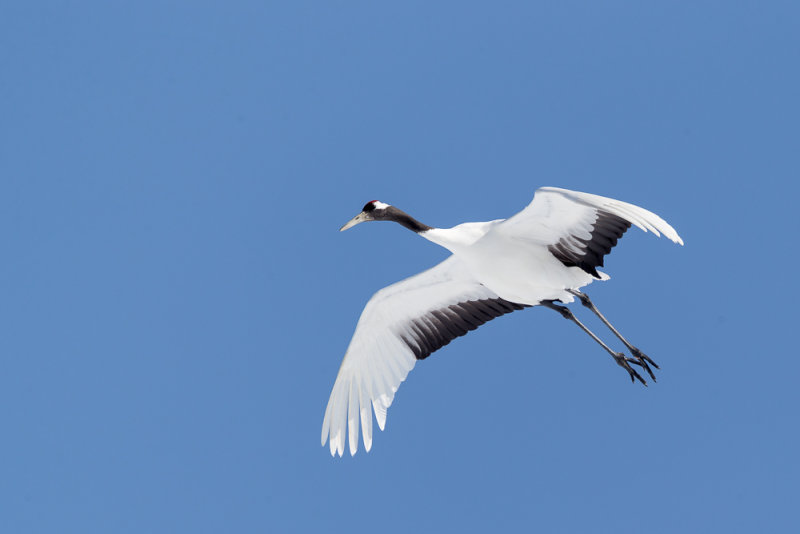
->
612, 351, 647, 386
630, 347, 658, 381
635, 349, 660, 369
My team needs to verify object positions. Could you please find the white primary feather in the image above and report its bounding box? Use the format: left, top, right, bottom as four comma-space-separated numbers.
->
494, 187, 683, 245
321, 256, 503, 456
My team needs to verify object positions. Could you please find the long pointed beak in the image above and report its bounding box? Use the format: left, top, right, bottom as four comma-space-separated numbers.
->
340, 211, 368, 231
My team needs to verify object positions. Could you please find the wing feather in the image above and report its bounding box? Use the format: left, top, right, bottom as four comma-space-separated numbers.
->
493, 187, 683, 278
321, 256, 523, 456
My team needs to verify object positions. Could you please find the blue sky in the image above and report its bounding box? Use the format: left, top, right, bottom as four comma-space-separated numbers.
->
1, 2, 798, 532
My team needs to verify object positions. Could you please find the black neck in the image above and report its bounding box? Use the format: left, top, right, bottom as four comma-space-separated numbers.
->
385, 206, 433, 233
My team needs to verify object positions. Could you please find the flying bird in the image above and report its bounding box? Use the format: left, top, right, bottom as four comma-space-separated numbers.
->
322, 187, 683, 456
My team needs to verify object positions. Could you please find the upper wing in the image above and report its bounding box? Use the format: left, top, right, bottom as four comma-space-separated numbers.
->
322, 256, 526, 457
493, 187, 684, 277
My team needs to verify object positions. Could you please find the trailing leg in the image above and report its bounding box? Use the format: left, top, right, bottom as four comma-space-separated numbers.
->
541, 300, 647, 385
567, 289, 659, 381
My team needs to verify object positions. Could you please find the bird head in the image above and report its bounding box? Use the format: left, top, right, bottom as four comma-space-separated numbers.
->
340, 200, 391, 231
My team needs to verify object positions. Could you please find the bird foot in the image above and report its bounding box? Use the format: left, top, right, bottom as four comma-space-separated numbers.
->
612, 351, 648, 386
629, 346, 659, 382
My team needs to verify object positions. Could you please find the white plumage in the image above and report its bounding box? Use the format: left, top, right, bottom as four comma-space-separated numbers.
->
322, 187, 683, 456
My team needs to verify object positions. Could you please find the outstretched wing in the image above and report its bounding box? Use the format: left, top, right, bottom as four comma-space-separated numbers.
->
322, 256, 526, 457
493, 187, 684, 277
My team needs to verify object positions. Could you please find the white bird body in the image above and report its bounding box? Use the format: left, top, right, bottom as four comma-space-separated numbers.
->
451, 231, 598, 304
323, 187, 683, 457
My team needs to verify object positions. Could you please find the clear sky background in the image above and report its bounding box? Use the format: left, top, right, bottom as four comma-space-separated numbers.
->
2, 2, 798, 533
